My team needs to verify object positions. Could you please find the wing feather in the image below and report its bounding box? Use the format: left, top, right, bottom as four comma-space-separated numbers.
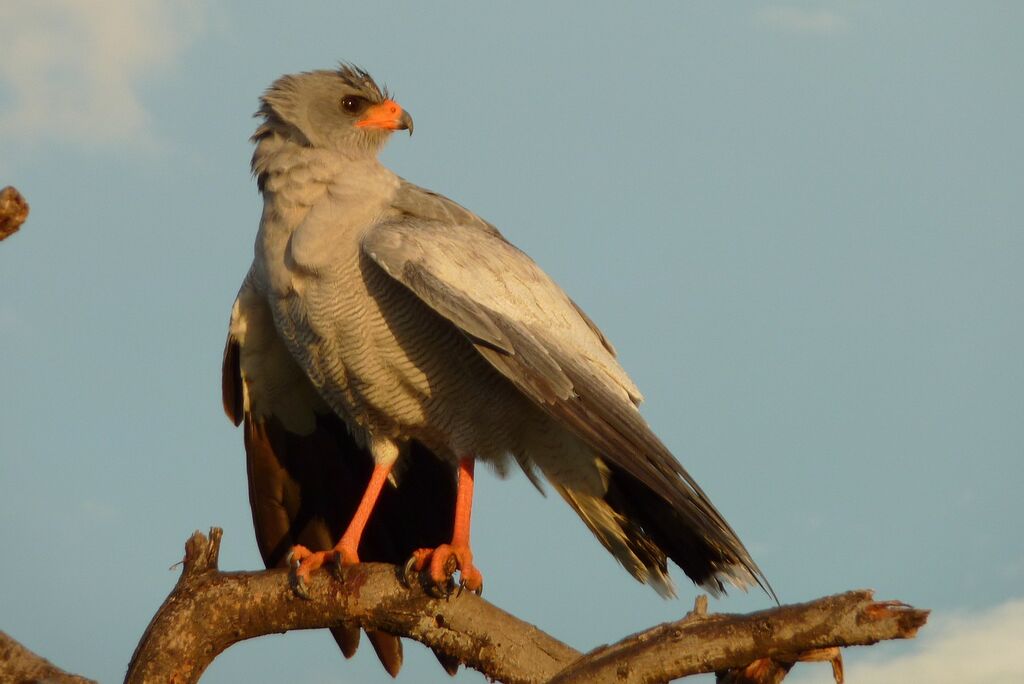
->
361, 217, 686, 503
364, 186, 769, 594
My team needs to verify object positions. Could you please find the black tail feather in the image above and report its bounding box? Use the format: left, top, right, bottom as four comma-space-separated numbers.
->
603, 461, 776, 601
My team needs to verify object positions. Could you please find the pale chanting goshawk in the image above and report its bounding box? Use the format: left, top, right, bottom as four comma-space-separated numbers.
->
222, 64, 772, 677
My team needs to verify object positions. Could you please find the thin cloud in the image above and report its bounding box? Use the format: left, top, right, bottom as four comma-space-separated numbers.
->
0, 0, 204, 148
754, 7, 849, 35
789, 598, 1024, 683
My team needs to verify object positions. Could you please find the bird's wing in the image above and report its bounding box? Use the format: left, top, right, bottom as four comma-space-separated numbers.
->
222, 271, 458, 676
364, 184, 768, 594
390, 180, 620, 357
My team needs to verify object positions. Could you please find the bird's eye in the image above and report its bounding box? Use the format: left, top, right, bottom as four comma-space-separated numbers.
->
340, 95, 368, 114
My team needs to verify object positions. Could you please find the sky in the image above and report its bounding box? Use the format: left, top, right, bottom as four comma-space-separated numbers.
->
1, 1, 1021, 682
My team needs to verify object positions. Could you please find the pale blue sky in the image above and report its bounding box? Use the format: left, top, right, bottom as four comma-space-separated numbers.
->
1, 2, 1022, 683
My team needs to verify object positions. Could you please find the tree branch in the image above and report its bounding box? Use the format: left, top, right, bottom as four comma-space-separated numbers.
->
0, 186, 29, 241
0, 631, 96, 684
127, 529, 928, 683
125, 528, 579, 684
549, 590, 926, 683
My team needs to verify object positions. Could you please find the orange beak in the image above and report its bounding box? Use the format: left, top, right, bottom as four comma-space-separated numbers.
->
355, 99, 414, 135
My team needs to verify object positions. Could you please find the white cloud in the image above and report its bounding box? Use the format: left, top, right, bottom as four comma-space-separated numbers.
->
789, 598, 1024, 684
0, 0, 205, 147
754, 7, 849, 35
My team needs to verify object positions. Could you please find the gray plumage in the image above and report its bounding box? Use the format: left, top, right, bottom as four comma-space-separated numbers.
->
227, 64, 771, 601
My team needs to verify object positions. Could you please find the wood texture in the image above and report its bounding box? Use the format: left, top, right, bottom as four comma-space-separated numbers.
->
0, 186, 29, 241
0, 630, 96, 684
125, 529, 928, 684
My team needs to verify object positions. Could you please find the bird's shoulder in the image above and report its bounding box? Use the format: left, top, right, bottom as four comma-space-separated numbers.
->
368, 181, 642, 405
390, 179, 506, 239
371, 188, 573, 332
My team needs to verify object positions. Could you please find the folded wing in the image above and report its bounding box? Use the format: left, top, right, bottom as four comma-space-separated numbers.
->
363, 184, 772, 597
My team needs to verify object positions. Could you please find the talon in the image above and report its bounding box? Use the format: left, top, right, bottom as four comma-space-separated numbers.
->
290, 565, 313, 600
436, 577, 456, 599
287, 544, 312, 568
402, 555, 420, 587
287, 545, 318, 598
462, 569, 483, 596
293, 575, 312, 600
467, 577, 483, 596
456, 575, 483, 598
401, 460, 486, 598
403, 547, 436, 588
286, 543, 361, 598
407, 543, 484, 596
330, 552, 345, 580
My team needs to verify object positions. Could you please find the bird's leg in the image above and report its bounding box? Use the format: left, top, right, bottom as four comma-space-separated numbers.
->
406, 456, 483, 594
289, 461, 393, 596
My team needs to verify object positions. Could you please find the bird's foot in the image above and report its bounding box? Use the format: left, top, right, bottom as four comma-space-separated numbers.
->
404, 544, 483, 596
287, 543, 360, 599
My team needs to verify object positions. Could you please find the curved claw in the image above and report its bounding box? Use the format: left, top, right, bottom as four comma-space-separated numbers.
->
404, 544, 483, 597
329, 552, 346, 581
404, 552, 456, 597
290, 568, 313, 600
403, 548, 436, 589
287, 544, 316, 599
401, 555, 419, 588
430, 577, 457, 599
285, 543, 361, 598
286, 544, 311, 569
457, 577, 483, 598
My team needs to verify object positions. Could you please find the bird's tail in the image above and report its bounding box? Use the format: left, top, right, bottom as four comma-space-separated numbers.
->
556, 459, 774, 600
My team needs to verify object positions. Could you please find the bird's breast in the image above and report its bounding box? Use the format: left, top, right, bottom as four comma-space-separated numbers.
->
270, 246, 529, 462
253, 153, 533, 462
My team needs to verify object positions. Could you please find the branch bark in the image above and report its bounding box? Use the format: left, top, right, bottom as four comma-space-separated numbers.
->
127, 528, 928, 684
0, 631, 97, 684
549, 590, 925, 683
126, 528, 578, 684
0, 186, 29, 241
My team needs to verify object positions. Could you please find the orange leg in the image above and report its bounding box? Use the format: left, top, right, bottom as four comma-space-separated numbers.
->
407, 457, 483, 594
289, 461, 393, 593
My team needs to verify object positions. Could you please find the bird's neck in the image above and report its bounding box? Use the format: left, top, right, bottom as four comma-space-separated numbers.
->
251, 135, 400, 291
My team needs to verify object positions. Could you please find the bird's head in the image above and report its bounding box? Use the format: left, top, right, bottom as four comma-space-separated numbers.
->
254, 64, 412, 157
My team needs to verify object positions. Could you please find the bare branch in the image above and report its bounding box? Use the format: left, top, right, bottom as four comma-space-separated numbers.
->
549, 591, 926, 684
0, 631, 96, 684
0, 186, 29, 241
125, 528, 579, 684
126, 529, 928, 684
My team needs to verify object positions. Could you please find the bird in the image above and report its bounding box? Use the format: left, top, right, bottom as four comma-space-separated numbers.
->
222, 63, 772, 677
